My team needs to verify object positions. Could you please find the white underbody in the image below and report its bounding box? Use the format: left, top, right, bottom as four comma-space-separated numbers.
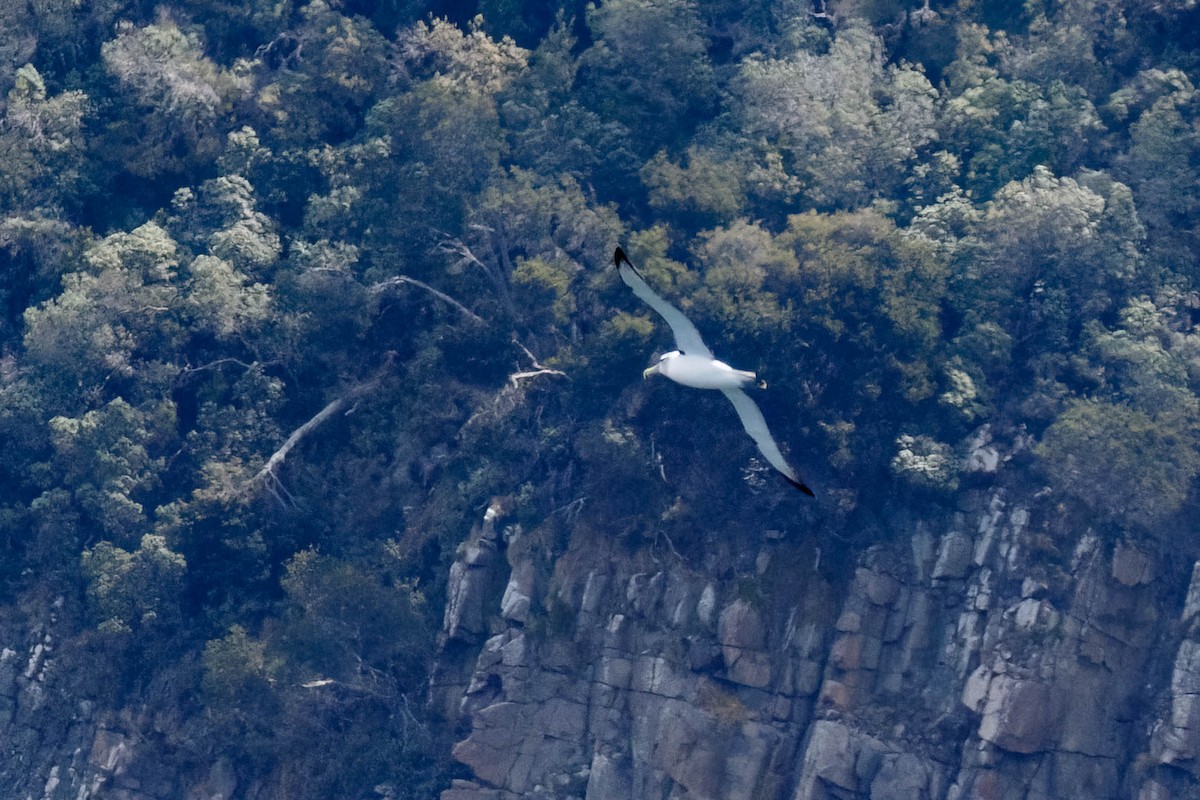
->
658, 353, 756, 390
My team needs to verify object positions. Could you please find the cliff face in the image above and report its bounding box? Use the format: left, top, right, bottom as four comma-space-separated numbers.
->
431, 491, 1200, 800
0, 595, 243, 800
5, 487, 1199, 800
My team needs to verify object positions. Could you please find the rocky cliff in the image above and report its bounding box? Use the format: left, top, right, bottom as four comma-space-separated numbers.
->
430, 488, 1200, 800
5, 482, 1200, 800
0, 591, 240, 800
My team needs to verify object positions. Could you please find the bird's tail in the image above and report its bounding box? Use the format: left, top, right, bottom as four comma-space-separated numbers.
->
735, 369, 756, 383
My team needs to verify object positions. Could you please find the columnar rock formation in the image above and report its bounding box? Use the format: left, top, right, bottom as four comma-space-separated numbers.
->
432, 492, 1200, 800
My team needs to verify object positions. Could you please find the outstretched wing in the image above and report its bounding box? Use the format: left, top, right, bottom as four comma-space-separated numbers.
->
614, 247, 712, 359
720, 388, 815, 496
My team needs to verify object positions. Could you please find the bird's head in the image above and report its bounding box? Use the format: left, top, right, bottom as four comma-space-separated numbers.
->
643, 350, 682, 379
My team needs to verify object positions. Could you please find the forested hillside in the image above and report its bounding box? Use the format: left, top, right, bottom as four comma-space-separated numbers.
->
3, 0, 1200, 797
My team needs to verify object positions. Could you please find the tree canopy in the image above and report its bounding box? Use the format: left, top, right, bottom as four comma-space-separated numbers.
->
2, 0, 1200, 794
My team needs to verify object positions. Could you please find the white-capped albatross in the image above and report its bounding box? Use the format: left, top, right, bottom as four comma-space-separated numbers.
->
614, 246, 814, 496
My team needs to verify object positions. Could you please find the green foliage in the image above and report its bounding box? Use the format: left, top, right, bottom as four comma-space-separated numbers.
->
642, 147, 747, 226
778, 209, 947, 403
891, 434, 959, 492
733, 25, 938, 209
396, 15, 529, 94
1114, 69, 1200, 273
202, 624, 274, 708
198, 176, 283, 272
81, 534, 187, 634
49, 398, 172, 539
371, 78, 504, 228
23, 221, 183, 389
937, 23, 1103, 196
1039, 293, 1200, 525
184, 255, 272, 339
0, 65, 88, 210
277, 549, 430, 689
691, 219, 795, 343
255, 2, 390, 145
4, 0, 1200, 791
512, 257, 575, 328
100, 20, 249, 176
930, 166, 1146, 420
580, 0, 716, 148
177, 0, 293, 61
1036, 398, 1200, 526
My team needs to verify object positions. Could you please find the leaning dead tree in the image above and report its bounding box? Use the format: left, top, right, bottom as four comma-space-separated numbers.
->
245, 255, 570, 505
461, 337, 567, 432
370, 274, 484, 324
435, 232, 517, 319
247, 355, 397, 507
507, 338, 567, 388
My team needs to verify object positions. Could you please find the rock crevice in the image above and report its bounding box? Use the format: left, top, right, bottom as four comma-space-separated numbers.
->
433, 492, 1199, 800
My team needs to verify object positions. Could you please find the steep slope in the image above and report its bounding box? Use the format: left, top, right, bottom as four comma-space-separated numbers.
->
432, 479, 1200, 799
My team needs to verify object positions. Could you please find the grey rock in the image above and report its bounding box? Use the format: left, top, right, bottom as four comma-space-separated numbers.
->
0, 648, 16, 698
718, 600, 766, 651
452, 702, 527, 788
977, 675, 1054, 754
584, 753, 629, 800
794, 720, 857, 797
445, 562, 494, 640
656, 701, 726, 799
88, 727, 134, 784
626, 572, 666, 617
857, 568, 902, 607
836, 609, 862, 633
1172, 640, 1200, 696
189, 757, 237, 800
1183, 563, 1200, 625
430, 490, 1195, 800
1137, 779, 1172, 800
870, 752, 929, 800
1112, 542, 1153, 587
580, 571, 609, 617
630, 655, 687, 699
500, 561, 536, 624
718, 600, 773, 689
696, 584, 717, 627
932, 532, 975, 581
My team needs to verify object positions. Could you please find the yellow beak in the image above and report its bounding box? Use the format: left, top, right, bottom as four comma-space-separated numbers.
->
642, 364, 660, 379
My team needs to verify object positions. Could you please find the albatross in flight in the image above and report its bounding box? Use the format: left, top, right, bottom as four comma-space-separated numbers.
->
614, 246, 814, 496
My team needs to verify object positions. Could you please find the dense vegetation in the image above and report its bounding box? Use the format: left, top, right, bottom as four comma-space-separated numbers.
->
3, 0, 1200, 793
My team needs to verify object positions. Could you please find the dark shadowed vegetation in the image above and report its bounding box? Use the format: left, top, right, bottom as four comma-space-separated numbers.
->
3, 0, 1200, 793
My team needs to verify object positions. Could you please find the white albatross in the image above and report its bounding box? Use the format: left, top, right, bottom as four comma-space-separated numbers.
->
614, 246, 814, 496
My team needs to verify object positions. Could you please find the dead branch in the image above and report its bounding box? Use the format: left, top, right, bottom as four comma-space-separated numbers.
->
460, 340, 567, 432
437, 235, 493, 278
247, 356, 396, 506
250, 390, 354, 507
508, 368, 566, 387
371, 275, 484, 324
508, 338, 566, 387
551, 496, 587, 524
174, 357, 258, 389
655, 527, 684, 563
436, 234, 516, 317
183, 357, 257, 373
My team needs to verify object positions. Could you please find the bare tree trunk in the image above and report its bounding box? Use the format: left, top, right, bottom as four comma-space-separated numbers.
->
370, 275, 484, 324
247, 356, 396, 506
438, 234, 516, 319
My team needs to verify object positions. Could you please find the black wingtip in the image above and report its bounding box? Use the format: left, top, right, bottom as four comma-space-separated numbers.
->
786, 476, 816, 497
613, 245, 646, 281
